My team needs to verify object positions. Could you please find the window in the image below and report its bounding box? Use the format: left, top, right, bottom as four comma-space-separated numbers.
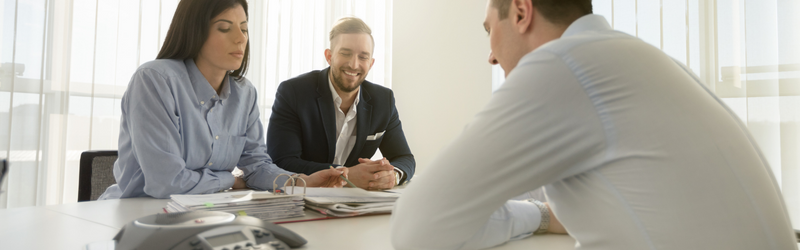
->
0, 0, 394, 208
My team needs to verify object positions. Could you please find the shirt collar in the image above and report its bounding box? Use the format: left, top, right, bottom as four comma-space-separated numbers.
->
328, 74, 360, 111
219, 76, 232, 100
561, 14, 612, 38
186, 58, 231, 104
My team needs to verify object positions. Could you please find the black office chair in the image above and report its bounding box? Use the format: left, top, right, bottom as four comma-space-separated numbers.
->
796, 229, 800, 243
78, 150, 118, 202
0, 159, 7, 192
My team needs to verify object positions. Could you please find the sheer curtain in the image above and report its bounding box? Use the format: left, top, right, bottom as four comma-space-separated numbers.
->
494, 0, 800, 224
0, 0, 393, 208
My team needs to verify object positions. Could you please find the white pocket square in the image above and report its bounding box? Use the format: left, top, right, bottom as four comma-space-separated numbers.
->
366, 131, 386, 141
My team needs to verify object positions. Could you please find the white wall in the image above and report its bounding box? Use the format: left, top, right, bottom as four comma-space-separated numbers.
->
392, 0, 493, 174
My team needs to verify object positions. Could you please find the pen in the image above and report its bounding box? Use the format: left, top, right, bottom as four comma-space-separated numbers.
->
331, 166, 358, 188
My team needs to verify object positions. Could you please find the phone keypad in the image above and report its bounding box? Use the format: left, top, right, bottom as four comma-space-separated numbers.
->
233, 242, 281, 250
196, 227, 292, 250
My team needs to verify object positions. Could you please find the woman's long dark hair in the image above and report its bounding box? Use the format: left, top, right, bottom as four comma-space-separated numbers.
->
157, 0, 250, 80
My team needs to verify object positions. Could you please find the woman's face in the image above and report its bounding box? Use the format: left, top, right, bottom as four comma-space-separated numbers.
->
197, 4, 248, 73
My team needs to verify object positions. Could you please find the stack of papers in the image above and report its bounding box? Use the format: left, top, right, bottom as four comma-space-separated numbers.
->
166, 191, 305, 221
285, 187, 400, 217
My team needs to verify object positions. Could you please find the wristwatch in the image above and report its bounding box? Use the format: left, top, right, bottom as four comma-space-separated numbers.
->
527, 199, 550, 234
394, 170, 401, 185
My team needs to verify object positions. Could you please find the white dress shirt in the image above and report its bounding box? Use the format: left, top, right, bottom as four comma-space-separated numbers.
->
329, 77, 360, 166
328, 78, 405, 183
390, 14, 795, 250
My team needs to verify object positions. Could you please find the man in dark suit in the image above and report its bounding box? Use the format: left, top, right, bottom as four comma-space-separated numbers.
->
267, 17, 414, 190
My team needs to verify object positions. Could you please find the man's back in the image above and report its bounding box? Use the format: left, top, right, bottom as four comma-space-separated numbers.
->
540, 16, 794, 249
391, 15, 795, 250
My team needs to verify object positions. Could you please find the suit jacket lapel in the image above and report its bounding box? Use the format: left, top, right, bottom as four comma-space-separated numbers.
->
347, 86, 372, 165
316, 68, 337, 162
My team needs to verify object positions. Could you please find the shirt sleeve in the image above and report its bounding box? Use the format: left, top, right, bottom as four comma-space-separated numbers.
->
455, 200, 543, 249
237, 89, 294, 191
126, 69, 235, 199
266, 82, 336, 174
379, 90, 415, 184
389, 51, 608, 250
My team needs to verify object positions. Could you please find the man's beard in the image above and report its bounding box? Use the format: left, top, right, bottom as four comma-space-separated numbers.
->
331, 68, 364, 93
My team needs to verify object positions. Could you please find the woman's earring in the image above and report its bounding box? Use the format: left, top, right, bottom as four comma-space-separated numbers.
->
228, 70, 234, 74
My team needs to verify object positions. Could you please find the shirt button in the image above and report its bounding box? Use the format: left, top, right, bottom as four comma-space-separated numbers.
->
209, 108, 213, 112
208, 162, 213, 166
215, 136, 219, 140
200, 101, 205, 105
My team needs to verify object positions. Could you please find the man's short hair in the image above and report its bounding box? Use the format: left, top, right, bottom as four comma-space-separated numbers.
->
491, 0, 592, 26
329, 17, 374, 52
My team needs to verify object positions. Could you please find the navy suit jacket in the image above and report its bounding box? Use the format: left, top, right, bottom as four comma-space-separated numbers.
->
266, 68, 415, 183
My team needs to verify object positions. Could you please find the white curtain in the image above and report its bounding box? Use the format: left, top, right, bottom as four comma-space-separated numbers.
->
0, 0, 393, 208
493, 0, 800, 225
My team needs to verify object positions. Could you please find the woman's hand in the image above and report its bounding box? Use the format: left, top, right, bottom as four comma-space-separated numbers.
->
302, 167, 349, 188
232, 176, 247, 189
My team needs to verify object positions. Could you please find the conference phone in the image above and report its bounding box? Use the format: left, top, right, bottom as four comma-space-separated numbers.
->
114, 211, 306, 250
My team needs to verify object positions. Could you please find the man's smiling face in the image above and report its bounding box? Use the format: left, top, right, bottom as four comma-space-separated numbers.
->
326, 33, 375, 93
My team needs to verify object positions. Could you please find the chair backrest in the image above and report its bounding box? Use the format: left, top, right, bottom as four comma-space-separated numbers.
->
796, 229, 800, 243
78, 151, 118, 202
0, 159, 7, 191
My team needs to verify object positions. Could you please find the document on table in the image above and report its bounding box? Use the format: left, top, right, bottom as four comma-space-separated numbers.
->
305, 202, 396, 217
167, 191, 306, 221
290, 187, 400, 204
170, 190, 301, 207
278, 187, 400, 217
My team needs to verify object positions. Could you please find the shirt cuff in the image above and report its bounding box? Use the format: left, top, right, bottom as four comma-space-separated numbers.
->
394, 167, 405, 184
506, 200, 542, 239
218, 171, 236, 192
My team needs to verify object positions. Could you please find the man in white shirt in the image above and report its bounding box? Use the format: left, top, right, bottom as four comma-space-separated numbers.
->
267, 17, 415, 190
390, 0, 796, 249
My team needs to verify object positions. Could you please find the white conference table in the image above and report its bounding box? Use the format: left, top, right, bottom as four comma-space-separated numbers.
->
0, 198, 576, 250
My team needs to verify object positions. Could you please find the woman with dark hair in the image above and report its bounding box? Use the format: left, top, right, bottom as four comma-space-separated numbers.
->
99, 0, 346, 200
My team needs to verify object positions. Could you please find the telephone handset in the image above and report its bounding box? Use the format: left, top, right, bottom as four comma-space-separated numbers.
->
114, 211, 307, 250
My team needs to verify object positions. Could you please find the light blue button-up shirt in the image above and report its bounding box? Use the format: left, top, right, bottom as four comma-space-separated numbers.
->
99, 59, 293, 199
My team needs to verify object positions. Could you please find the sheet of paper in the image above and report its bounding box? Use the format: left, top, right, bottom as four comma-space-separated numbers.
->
303, 196, 396, 204
170, 190, 300, 207
305, 204, 392, 217
285, 187, 399, 204
382, 188, 406, 195
291, 187, 400, 198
